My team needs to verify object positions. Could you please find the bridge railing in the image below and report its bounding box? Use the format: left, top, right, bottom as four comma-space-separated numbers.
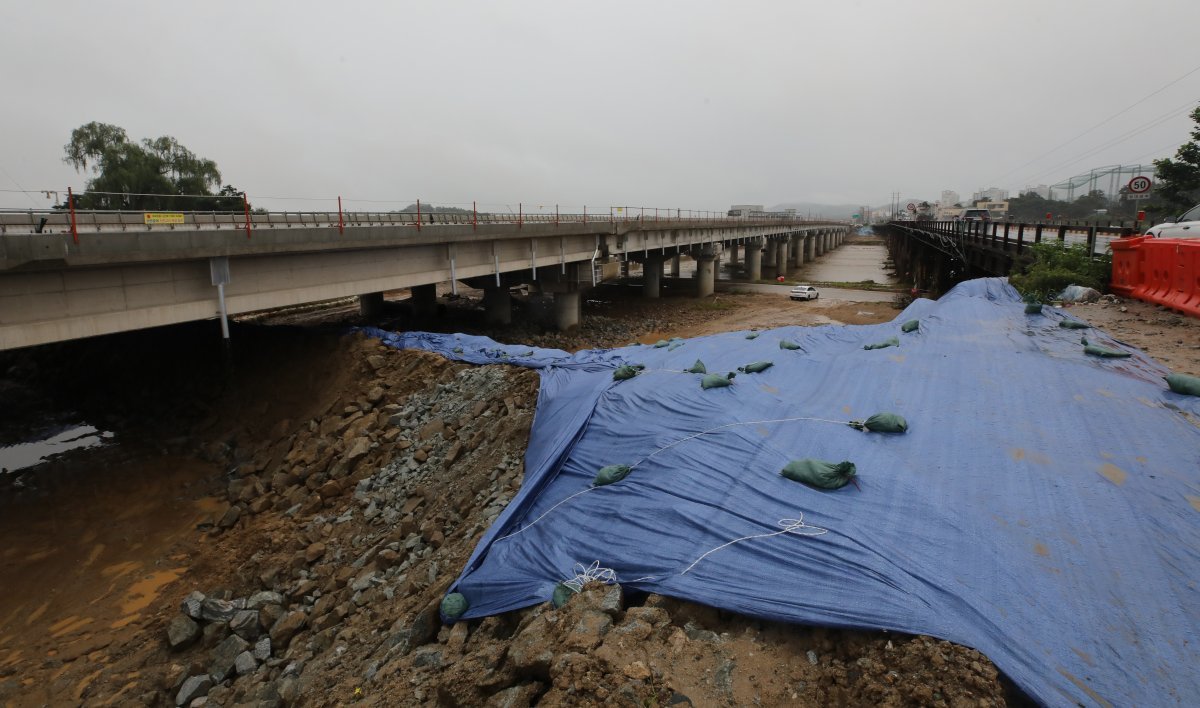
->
895, 220, 1136, 257
0, 207, 843, 238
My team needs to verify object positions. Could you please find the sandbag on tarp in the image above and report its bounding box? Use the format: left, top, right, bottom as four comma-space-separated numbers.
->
1165, 373, 1200, 396
901, 319, 920, 333
779, 340, 802, 350
863, 337, 899, 350
745, 331, 760, 340
367, 278, 1200, 708
613, 364, 644, 380
738, 361, 773, 374
685, 360, 707, 374
593, 464, 631, 486
1058, 319, 1090, 329
1082, 339, 1131, 358
440, 593, 468, 620
780, 459, 857, 490
700, 372, 735, 389
850, 412, 908, 433
1025, 303, 1043, 314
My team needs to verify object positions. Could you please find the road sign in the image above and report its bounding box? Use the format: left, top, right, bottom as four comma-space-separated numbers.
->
1127, 176, 1153, 194
1127, 192, 1152, 200
144, 212, 184, 224
906, 203, 916, 212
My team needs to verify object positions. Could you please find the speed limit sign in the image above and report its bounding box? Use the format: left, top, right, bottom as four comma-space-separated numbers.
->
1128, 176, 1153, 194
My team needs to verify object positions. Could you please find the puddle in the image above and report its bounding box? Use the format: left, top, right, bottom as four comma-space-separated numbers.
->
0, 424, 114, 474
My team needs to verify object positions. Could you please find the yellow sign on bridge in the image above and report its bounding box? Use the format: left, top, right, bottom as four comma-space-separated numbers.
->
143, 212, 185, 225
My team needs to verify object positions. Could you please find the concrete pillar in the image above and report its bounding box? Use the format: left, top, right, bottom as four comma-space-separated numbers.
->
410, 283, 437, 319
817, 233, 826, 257
728, 243, 739, 265
746, 238, 763, 281
695, 253, 716, 298
643, 255, 663, 298
775, 240, 788, 278
359, 292, 385, 319
483, 285, 512, 325
763, 239, 777, 268
553, 291, 581, 331
670, 254, 681, 278
620, 259, 630, 278
806, 235, 816, 262
793, 235, 805, 268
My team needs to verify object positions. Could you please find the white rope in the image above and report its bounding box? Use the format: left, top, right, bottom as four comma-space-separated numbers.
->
561, 560, 658, 589
493, 486, 600, 543
679, 514, 828, 576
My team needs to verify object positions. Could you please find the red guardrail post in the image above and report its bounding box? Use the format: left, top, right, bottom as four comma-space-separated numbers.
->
67, 186, 78, 244
337, 195, 344, 235
518, 202, 523, 228
243, 192, 252, 239
555, 204, 559, 226
473, 201, 477, 230
416, 199, 421, 231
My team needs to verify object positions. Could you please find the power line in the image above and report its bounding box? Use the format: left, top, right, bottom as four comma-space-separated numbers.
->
0, 167, 40, 207
991, 61, 1200, 184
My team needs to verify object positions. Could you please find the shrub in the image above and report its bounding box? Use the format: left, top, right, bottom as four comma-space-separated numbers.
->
1009, 242, 1110, 302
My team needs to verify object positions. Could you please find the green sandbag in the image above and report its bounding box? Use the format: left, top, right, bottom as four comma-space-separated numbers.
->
701, 372, 736, 389
686, 359, 707, 374
862, 412, 908, 433
745, 331, 760, 340
593, 464, 631, 486
1025, 303, 1043, 314
613, 364, 644, 380
1058, 320, 1090, 330
668, 342, 684, 351
452, 346, 464, 354
863, 337, 899, 350
551, 583, 577, 608
738, 361, 773, 374
441, 593, 469, 620
781, 459, 857, 490
1084, 342, 1130, 358
653, 340, 669, 348
901, 319, 920, 333
779, 340, 802, 350
1165, 373, 1200, 396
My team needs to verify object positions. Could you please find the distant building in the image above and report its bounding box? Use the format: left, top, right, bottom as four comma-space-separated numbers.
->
1021, 184, 1051, 199
935, 204, 964, 220
972, 187, 1009, 202
974, 200, 1009, 218
728, 204, 765, 217
941, 190, 960, 207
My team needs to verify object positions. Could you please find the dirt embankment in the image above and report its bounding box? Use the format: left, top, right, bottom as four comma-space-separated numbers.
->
33, 286, 1200, 706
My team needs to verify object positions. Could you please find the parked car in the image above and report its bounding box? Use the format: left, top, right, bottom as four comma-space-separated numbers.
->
961, 208, 991, 222
1144, 203, 1200, 239
789, 285, 819, 301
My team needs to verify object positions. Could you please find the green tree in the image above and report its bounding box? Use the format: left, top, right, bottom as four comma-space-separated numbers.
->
1009, 241, 1111, 301
63, 122, 241, 211
1152, 105, 1200, 213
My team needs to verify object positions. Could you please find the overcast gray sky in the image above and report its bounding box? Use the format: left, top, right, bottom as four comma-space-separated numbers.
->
2, 0, 1198, 212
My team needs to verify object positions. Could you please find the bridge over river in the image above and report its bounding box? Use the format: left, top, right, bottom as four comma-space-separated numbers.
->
0, 209, 850, 350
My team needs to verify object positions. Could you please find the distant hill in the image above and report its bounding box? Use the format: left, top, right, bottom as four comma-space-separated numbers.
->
769, 201, 933, 220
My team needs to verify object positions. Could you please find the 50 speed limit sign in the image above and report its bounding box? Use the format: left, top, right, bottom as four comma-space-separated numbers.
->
1128, 176, 1153, 194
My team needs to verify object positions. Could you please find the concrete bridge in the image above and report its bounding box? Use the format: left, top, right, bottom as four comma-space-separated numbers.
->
0, 209, 849, 350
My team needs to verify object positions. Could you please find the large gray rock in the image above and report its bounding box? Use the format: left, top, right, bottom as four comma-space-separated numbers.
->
560, 610, 612, 652
180, 591, 206, 620
229, 609, 261, 641
485, 682, 546, 708
507, 614, 557, 679
253, 636, 272, 662
247, 591, 285, 610
167, 614, 201, 650
569, 583, 623, 617
233, 650, 259, 677
175, 674, 212, 707
200, 597, 243, 623
209, 634, 250, 683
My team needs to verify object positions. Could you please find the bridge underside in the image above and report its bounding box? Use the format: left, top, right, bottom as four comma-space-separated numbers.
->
1, 221, 848, 350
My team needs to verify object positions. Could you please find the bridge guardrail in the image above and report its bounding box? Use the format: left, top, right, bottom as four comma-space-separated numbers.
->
893, 220, 1137, 257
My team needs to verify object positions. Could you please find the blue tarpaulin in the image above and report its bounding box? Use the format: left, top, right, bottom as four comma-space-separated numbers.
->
367, 279, 1200, 707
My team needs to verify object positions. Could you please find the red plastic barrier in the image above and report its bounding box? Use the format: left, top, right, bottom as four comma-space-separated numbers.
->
1111, 237, 1200, 318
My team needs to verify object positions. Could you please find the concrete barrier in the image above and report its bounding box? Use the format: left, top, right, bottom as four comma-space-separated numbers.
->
1110, 236, 1200, 318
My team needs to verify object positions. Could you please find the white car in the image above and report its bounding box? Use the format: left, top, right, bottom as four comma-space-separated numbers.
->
1144, 203, 1200, 239
789, 285, 820, 301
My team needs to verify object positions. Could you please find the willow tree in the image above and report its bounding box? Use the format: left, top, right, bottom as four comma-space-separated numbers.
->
1153, 106, 1200, 213
63, 122, 238, 211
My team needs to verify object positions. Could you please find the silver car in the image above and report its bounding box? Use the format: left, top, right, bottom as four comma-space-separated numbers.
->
1145, 203, 1200, 239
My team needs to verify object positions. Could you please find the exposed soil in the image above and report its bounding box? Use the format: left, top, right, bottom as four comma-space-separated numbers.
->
2, 282, 1190, 707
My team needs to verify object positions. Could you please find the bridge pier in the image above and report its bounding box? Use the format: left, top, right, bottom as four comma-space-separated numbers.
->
643, 255, 663, 298
483, 285, 512, 325
411, 283, 437, 319
553, 291, 581, 330
746, 238, 763, 280
806, 234, 816, 262
695, 250, 716, 297
728, 243, 739, 265
791, 235, 804, 268
670, 254, 681, 278
359, 292, 385, 320
763, 239, 777, 269
775, 240, 789, 279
